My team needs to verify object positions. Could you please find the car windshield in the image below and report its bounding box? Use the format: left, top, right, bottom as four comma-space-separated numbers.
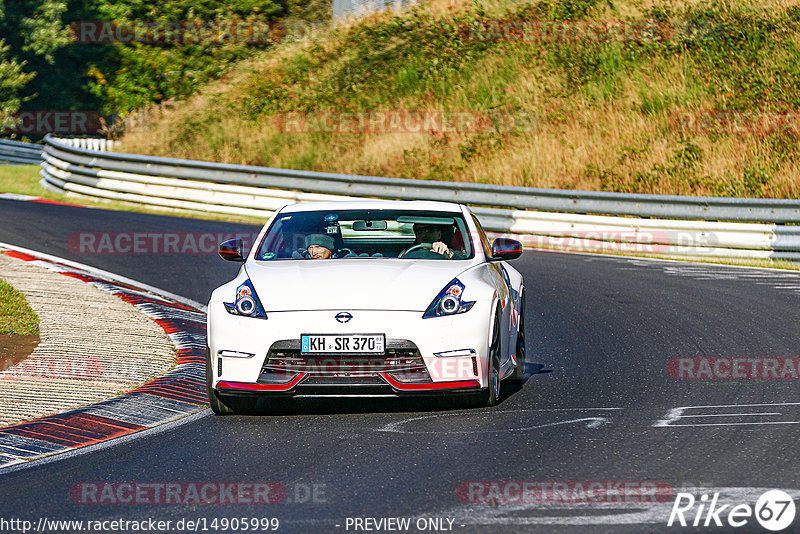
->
255, 209, 474, 260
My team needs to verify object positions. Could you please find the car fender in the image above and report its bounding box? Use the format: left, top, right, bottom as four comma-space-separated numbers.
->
455, 263, 507, 373
207, 267, 250, 346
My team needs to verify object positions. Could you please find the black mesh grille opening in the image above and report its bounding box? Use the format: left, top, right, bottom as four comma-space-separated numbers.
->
260, 339, 431, 383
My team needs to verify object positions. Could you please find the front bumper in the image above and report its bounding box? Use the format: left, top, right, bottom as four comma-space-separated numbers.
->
216, 375, 481, 397
207, 305, 492, 396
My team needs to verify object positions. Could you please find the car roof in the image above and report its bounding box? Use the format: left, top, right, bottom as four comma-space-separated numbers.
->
279, 200, 465, 214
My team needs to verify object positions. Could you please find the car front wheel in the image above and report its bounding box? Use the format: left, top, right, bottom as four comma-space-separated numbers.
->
507, 292, 526, 384
466, 310, 501, 408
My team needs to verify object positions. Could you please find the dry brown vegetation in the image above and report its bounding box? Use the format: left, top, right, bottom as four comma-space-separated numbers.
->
120, 0, 800, 198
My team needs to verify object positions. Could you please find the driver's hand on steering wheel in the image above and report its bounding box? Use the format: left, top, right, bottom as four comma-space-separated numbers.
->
431, 241, 453, 257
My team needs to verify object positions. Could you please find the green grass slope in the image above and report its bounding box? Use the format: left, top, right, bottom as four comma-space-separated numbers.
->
0, 275, 39, 336
120, 0, 800, 198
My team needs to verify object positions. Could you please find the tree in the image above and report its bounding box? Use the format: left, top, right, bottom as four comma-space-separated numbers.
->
1, 0, 305, 135
0, 40, 35, 115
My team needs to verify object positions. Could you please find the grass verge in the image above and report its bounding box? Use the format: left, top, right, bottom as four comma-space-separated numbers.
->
0, 273, 39, 336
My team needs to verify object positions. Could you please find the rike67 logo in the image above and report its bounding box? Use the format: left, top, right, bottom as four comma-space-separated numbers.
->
668, 490, 796, 531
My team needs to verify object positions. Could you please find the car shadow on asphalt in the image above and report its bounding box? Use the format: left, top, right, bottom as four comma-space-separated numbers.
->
242, 396, 478, 416
499, 362, 550, 401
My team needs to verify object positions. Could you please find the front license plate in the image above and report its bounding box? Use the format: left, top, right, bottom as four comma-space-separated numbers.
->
301, 334, 385, 354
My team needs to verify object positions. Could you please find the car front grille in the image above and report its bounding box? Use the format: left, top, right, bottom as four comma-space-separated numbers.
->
259, 339, 431, 384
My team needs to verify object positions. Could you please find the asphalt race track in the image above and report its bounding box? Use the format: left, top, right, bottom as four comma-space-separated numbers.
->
1, 198, 799, 533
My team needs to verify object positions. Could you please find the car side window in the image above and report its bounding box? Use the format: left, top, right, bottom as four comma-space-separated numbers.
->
470, 214, 493, 259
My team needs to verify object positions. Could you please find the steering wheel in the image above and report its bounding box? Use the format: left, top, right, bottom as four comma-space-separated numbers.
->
398, 243, 433, 258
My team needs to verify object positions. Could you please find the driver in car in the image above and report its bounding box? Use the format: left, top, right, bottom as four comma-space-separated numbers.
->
294, 233, 362, 259
400, 223, 466, 259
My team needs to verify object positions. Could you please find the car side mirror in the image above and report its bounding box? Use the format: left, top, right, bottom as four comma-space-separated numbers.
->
490, 238, 522, 261
219, 239, 245, 262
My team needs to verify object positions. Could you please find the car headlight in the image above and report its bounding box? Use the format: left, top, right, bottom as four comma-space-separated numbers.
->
423, 278, 475, 319
224, 280, 267, 319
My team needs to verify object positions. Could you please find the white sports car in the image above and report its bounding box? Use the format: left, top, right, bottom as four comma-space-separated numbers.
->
206, 200, 525, 414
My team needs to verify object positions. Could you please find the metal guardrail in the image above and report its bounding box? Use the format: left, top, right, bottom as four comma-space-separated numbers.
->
0, 139, 43, 165
48, 137, 118, 151
39, 135, 800, 261
40, 135, 800, 223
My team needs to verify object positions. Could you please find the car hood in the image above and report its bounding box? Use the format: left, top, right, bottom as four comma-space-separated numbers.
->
245, 259, 467, 312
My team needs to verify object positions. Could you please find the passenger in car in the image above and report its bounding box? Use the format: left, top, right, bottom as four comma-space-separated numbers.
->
298, 234, 335, 259
293, 233, 373, 259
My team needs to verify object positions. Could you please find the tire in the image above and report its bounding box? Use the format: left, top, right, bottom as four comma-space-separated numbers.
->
466, 310, 501, 408
206, 346, 256, 415
507, 292, 526, 384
